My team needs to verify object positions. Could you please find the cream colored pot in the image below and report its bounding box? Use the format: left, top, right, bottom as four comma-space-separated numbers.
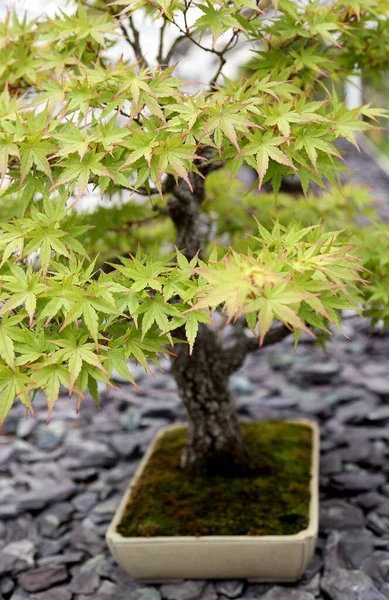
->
106, 419, 319, 582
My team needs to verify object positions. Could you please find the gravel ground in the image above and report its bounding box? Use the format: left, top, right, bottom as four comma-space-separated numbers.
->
1, 314, 389, 600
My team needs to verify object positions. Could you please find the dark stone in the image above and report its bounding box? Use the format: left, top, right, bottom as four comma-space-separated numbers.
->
92, 496, 120, 519
103, 462, 138, 484
36, 539, 66, 558
0, 505, 18, 519
228, 375, 255, 395
293, 361, 341, 384
140, 401, 178, 421
2, 539, 35, 568
66, 527, 105, 555
65, 467, 99, 482
7, 588, 29, 600
376, 500, 389, 518
138, 588, 162, 600
96, 580, 121, 597
0, 446, 16, 466
357, 588, 388, 600
18, 483, 77, 512
367, 407, 389, 422
16, 418, 37, 438
356, 493, 385, 511
324, 531, 347, 571
69, 570, 100, 595
367, 513, 389, 536
36, 431, 62, 451
336, 398, 378, 424
320, 452, 342, 474
264, 396, 297, 409
160, 580, 206, 600
0, 576, 15, 595
367, 441, 387, 468
243, 584, 273, 598
37, 552, 84, 567
108, 565, 144, 589
65, 439, 116, 468
80, 554, 113, 578
30, 586, 72, 600
298, 395, 328, 415
0, 552, 28, 576
18, 565, 68, 592
94, 595, 131, 600
110, 432, 143, 458
364, 378, 389, 398
341, 441, 371, 463
320, 500, 365, 530
321, 568, 374, 600
71, 492, 98, 512
262, 588, 314, 600
338, 530, 375, 569
332, 472, 386, 493
214, 581, 244, 598
362, 552, 389, 589
200, 584, 218, 600
324, 386, 366, 406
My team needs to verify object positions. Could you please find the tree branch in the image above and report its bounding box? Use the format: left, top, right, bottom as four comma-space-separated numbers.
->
135, 175, 176, 197
208, 31, 240, 90
221, 324, 292, 375
157, 20, 168, 64
163, 34, 187, 66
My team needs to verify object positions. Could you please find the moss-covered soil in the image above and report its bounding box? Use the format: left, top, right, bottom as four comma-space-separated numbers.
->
118, 422, 313, 538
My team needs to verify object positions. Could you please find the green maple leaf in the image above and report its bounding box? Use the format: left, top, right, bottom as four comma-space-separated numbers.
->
0, 134, 19, 183
0, 368, 32, 432
52, 123, 97, 160
264, 103, 302, 137
0, 265, 46, 326
120, 131, 156, 170
243, 132, 296, 189
0, 315, 25, 368
46, 333, 108, 394
19, 137, 54, 184
294, 130, 340, 172
195, 2, 244, 46
135, 295, 181, 340
112, 252, 174, 293
54, 152, 113, 201
31, 364, 70, 422
202, 102, 254, 151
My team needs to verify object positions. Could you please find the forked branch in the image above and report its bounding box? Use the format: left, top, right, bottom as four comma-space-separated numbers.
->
222, 324, 292, 375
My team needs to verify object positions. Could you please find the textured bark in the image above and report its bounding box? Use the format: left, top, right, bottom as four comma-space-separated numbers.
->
171, 324, 249, 473
167, 174, 205, 259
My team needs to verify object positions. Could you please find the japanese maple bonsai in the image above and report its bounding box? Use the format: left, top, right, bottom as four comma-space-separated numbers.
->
0, 0, 388, 479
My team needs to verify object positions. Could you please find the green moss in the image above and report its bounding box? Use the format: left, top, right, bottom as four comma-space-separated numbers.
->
118, 422, 313, 538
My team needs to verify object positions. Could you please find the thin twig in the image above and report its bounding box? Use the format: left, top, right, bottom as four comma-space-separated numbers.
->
208, 31, 240, 89
136, 175, 176, 197
157, 20, 167, 64
128, 16, 149, 68
163, 34, 187, 66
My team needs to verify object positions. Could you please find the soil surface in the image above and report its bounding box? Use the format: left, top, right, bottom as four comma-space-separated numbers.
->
118, 422, 312, 538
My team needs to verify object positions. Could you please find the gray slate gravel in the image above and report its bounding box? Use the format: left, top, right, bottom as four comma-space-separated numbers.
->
2, 314, 389, 599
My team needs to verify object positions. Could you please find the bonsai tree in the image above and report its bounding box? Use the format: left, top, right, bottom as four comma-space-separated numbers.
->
0, 0, 388, 472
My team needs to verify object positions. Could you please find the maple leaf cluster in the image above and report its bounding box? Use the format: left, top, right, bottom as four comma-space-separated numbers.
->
0, 0, 388, 428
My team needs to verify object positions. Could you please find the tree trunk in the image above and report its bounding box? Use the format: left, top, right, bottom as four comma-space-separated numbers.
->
171, 324, 249, 474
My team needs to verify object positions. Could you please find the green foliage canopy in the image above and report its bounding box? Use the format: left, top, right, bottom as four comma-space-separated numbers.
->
0, 0, 388, 428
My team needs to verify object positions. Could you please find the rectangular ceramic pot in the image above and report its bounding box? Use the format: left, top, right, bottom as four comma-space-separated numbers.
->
106, 419, 319, 582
